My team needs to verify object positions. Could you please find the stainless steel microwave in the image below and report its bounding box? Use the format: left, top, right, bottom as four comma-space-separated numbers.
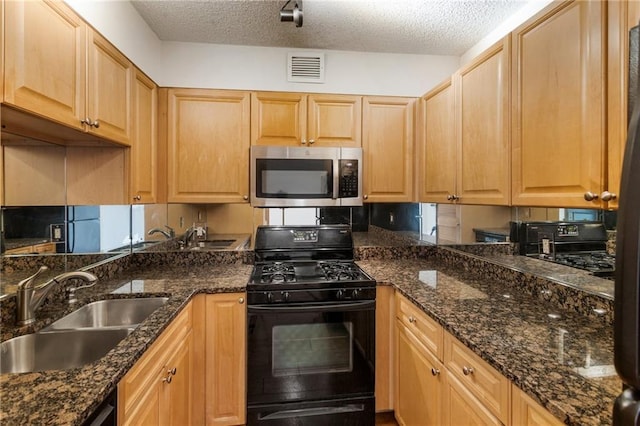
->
250, 146, 363, 207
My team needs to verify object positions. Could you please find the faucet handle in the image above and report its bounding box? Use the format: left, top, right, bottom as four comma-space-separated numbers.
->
17, 266, 49, 290
165, 225, 175, 238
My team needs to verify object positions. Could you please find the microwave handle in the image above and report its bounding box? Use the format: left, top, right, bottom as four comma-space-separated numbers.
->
333, 159, 340, 200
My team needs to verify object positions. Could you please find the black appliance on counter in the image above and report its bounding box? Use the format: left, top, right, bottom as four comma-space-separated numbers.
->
246, 225, 376, 425
612, 22, 640, 426
510, 221, 615, 278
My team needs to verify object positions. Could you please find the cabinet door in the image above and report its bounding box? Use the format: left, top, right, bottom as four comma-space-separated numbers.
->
511, 0, 606, 207
4, 0, 86, 130
86, 30, 133, 145
512, 384, 563, 426
205, 293, 246, 426
363, 97, 415, 202
376, 285, 394, 412
442, 372, 502, 426
607, 1, 640, 210
395, 322, 443, 426
251, 92, 307, 146
163, 332, 193, 426
121, 383, 161, 426
420, 79, 456, 203
168, 89, 251, 203
307, 94, 362, 147
457, 36, 511, 205
130, 69, 158, 204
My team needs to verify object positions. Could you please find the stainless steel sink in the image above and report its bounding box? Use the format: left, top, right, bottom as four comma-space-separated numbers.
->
41, 297, 169, 331
0, 328, 132, 374
189, 239, 235, 250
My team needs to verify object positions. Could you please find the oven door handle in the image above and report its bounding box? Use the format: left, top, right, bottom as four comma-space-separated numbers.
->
258, 404, 365, 420
248, 300, 375, 313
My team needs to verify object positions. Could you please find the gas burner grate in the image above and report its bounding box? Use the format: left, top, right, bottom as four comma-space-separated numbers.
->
319, 262, 363, 281
261, 262, 296, 284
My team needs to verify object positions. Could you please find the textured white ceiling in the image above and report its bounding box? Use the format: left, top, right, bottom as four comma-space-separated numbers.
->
130, 0, 529, 56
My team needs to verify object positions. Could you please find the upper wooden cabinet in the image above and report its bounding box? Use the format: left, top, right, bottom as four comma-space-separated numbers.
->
457, 36, 511, 205
511, 0, 606, 208
130, 68, 158, 204
251, 92, 362, 147
3, 0, 132, 146
166, 89, 251, 203
362, 96, 415, 202
607, 1, 640, 210
420, 37, 510, 206
420, 79, 456, 203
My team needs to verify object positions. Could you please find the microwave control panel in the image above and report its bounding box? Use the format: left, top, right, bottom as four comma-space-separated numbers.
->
338, 159, 359, 198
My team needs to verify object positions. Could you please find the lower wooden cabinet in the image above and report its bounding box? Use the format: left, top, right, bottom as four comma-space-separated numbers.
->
442, 372, 502, 426
118, 302, 194, 426
205, 293, 246, 426
395, 319, 444, 426
511, 384, 563, 426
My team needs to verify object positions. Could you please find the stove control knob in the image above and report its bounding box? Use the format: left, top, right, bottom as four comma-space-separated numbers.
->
282, 291, 290, 302
352, 289, 360, 299
266, 292, 274, 303
336, 289, 345, 300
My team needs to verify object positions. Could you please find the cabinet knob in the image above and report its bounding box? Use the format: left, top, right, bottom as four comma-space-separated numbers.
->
133, 195, 142, 201
243, 195, 249, 201
584, 192, 599, 201
462, 366, 475, 376
447, 194, 460, 201
600, 191, 617, 202
162, 375, 173, 384
309, 139, 315, 144
431, 368, 440, 376
92, 120, 100, 128
81, 117, 93, 126
169, 367, 177, 375
363, 194, 368, 200
301, 139, 307, 144
238, 297, 245, 304
408, 316, 416, 324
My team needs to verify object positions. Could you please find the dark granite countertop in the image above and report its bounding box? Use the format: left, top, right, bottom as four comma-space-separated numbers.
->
0, 249, 619, 426
357, 258, 619, 426
0, 264, 252, 426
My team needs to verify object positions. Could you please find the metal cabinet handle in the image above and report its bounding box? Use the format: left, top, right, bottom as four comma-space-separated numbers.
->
81, 118, 93, 126
238, 297, 245, 304
363, 194, 368, 200
431, 368, 440, 376
408, 316, 416, 324
308, 139, 315, 144
301, 139, 307, 144
169, 367, 177, 375
243, 195, 249, 201
447, 194, 460, 201
584, 192, 599, 201
133, 195, 142, 201
162, 375, 172, 384
600, 191, 617, 202
462, 366, 475, 376
92, 120, 100, 128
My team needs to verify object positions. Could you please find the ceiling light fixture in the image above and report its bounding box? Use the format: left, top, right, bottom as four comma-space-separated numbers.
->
280, 0, 303, 28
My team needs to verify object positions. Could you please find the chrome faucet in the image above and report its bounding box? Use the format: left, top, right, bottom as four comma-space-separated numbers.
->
179, 227, 196, 249
16, 266, 98, 326
148, 225, 175, 240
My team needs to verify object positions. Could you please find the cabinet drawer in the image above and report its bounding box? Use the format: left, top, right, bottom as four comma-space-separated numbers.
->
119, 303, 192, 416
444, 332, 510, 424
395, 293, 443, 360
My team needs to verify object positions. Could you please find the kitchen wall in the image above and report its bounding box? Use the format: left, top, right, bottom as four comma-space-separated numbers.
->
64, 0, 460, 97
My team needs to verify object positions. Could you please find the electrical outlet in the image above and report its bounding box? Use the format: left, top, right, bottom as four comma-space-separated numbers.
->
389, 212, 395, 225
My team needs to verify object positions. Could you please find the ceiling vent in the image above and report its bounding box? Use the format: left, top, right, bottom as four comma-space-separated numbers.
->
287, 52, 325, 83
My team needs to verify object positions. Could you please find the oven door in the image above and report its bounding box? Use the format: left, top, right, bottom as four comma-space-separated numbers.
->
247, 300, 375, 407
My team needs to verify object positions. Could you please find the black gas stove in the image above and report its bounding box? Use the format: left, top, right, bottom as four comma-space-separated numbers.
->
246, 225, 376, 425
247, 225, 376, 303
512, 221, 615, 277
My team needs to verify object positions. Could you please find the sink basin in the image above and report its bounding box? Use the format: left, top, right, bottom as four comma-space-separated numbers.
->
189, 240, 235, 250
0, 328, 132, 374
41, 297, 169, 331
